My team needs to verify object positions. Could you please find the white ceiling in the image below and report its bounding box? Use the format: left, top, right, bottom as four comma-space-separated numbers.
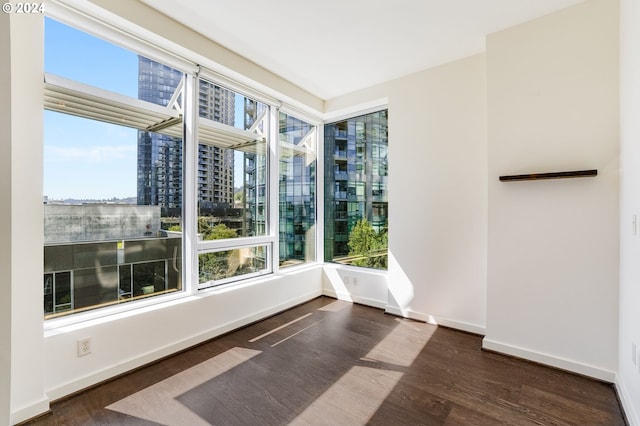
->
140, 0, 585, 100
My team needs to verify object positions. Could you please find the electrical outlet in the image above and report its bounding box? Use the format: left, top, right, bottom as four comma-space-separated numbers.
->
633, 342, 637, 366
77, 337, 92, 357
343, 275, 358, 285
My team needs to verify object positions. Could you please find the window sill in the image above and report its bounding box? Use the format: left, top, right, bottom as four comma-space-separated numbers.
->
44, 262, 323, 335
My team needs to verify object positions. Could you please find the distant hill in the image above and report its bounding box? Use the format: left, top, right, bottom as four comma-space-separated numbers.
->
45, 196, 137, 205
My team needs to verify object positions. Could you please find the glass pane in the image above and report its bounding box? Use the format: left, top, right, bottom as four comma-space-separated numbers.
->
197, 79, 268, 238
119, 265, 132, 300
324, 110, 388, 270
54, 271, 72, 311
199, 245, 269, 285
279, 112, 316, 268
44, 20, 185, 319
132, 261, 166, 297
43, 116, 183, 318
45, 18, 183, 108
44, 274, 53, 315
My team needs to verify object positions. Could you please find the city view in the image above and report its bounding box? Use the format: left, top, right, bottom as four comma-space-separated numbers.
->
43, 18, 388, 319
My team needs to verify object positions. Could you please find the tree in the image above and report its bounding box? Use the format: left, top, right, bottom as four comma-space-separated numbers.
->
347, 218, 387, 269
205, 223, 237, 240
199, 223, 239, 282
198, 217, 213, 237
348, 218, 377, 256
164, 219, 236, 240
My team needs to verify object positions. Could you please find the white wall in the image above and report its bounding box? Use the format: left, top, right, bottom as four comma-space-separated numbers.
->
1, 11, 49, 425
618, 0, 640, 423
386, 55, 488, 333
322, 264, 389, 309
326, 54, 489, 334
1, 11, 12, 425
484, 0, 619, 381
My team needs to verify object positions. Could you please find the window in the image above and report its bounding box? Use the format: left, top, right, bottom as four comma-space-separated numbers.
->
278, 113, 317, 267
324, 110, 388, 270
195, 77, 273, 288
43, 19, 185, 318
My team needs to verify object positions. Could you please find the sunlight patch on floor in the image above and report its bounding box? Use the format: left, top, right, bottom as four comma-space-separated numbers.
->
364, 319, 436, 367
248, 312, 313, 342
106, 347, 261, 425
270, 320, 322, 347
289, 365, 404, 426
317, 299, 352, 312
290, 319, 434, 425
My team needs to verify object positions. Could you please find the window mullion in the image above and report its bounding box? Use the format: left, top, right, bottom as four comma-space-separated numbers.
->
316, 124, 325, 264
270, 105, 280, 274
183, 71, 199, 293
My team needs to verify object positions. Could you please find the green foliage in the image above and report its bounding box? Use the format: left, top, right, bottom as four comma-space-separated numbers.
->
199, 250, 231, 282
198, 217, 212, 236
163, 220, 238, 241
199, 223, 239, 282
348, 219, 376, 254
165, 220, 240, 282
347, 218, 388, 269
205, 223, 237, 240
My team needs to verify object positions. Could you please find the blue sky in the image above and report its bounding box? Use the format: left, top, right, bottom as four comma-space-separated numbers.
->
44, 18, 139, 200
44, 18, 245, 200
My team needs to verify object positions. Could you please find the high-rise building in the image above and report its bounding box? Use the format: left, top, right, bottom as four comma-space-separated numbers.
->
279, 113, 316, 265
198, 79, 236, 209
137, 57, 183, 217
242, 98, 268, 238
137, 57, 236, 217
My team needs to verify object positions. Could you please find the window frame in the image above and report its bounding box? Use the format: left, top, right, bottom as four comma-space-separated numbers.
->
192, 72, 277, 290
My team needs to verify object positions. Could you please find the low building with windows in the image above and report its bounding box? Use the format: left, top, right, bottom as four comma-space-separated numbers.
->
43, 203, 181, 317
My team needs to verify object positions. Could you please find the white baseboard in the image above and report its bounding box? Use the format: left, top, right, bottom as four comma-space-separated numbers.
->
11, 395, 50, 425
384, 306, 486, 335
45, 289, 322, 402
322, 288, 387, 310
615, 374, 640, 426
482, 338, 616, 383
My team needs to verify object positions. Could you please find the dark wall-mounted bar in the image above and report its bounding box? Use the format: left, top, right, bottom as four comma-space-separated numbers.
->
499, 169, 598, 182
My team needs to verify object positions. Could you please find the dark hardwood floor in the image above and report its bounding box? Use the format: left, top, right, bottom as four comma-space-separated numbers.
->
27, 296, 626, 425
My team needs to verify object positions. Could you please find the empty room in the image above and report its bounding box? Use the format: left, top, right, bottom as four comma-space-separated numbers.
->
2, 0, 639, 424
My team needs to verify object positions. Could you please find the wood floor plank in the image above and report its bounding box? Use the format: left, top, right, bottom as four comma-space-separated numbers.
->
25, 297, 627, 426
519, 384, 625, 426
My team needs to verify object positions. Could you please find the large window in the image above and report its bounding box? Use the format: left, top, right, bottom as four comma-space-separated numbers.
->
324, 110, 388, 270
43, 16, 304, 318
